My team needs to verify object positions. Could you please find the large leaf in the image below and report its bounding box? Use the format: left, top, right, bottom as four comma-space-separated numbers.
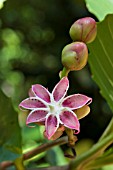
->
88, 14, 113, 112
102, 165, 113, 170
85, 0, 113, 21
0, 89, 22, 161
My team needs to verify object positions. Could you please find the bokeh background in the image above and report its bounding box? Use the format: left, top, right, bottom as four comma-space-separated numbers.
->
0, 0, 112, 168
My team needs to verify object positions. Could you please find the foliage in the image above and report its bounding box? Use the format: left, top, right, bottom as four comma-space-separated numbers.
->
88, 14, 113, 112
85, 0, 113, 21
0, 89, 22, 161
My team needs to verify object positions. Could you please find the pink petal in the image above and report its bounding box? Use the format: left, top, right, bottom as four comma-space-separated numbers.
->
32, 84, 50, 103
19, 97, 47, 110
60, 110, 80, 133
48, 130, 63, 140
45, 115, 59, 139
52, 77, 69, 102
62, 94, 92, 109
26, 109, 48, 125
44, 125, 65, 140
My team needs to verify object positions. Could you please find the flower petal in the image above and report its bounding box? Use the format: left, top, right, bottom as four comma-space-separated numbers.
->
32, 84, 50, 103
44, 125, 65, 140
60, 110, 80, 133
19, 97, 47, 110
45, 114, 59, 139
52, 77, 69, 102
62, 94, 92, 109
26, 109, 48, 125
48, 130, 63, 140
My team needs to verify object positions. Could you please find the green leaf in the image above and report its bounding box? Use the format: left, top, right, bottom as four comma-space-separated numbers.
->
85, 0, 113, 21
0, 90, 22, 161
88, 14, 113, 112
46, 146, 68, 166
102, 165, 113, 170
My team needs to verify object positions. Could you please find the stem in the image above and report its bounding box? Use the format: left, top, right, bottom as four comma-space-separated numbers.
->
0, 136, 68, 170
60, 68, 78, 152
27, 165, 69, 170
99, 117, 113, 141
69, 133, 113, 170
60, 67, 70, 79
0, 161, 13, 170
85, 154, 113, 169
65, 128, 77, 147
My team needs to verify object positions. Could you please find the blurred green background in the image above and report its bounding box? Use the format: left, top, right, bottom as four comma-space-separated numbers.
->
0, 0, 112, 168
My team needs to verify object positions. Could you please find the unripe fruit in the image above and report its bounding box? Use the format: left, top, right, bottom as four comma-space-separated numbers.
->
62, 42, 88, 71
69, 17, 97, 44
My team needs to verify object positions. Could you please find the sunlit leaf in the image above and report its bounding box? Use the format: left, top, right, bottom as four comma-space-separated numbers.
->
0, 0, 6, 9
88, 14, 113, 112
85, 0, 113, 21
102, 165, 113, 170
22, 126, 43, 145
0, 90, 22, 161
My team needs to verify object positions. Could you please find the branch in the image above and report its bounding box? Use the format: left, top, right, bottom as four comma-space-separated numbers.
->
0, 136, 68, 170
99, 118, 113, 141
24, 136, 68, 160
27, 165, 69, 170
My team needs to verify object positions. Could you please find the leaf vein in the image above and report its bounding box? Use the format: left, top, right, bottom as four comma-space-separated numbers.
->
97, 36, 113, 68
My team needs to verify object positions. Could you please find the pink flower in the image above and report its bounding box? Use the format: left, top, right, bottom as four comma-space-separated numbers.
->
19, 77, 92, 140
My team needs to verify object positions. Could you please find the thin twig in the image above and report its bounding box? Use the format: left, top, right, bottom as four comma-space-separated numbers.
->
0, 136, 68, 170
27, 165, 69, 170
24, 136, 68, 160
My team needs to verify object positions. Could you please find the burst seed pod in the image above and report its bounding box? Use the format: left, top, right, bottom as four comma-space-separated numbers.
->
62, 42, 88, 71
69, 17, 97, 44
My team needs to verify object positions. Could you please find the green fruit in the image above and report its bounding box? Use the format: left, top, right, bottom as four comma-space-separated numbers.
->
62, 42, 88, 71
69, 17, 97, 44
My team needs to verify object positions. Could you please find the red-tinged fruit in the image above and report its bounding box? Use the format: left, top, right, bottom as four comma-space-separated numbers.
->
62, 42, 88, 71
69, 17, 97, 44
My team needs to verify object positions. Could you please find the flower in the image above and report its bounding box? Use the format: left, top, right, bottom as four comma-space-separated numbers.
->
19, 77, 92, 140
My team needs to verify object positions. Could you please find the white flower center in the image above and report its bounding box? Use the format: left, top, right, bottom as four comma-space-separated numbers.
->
48, 100, 63, 115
